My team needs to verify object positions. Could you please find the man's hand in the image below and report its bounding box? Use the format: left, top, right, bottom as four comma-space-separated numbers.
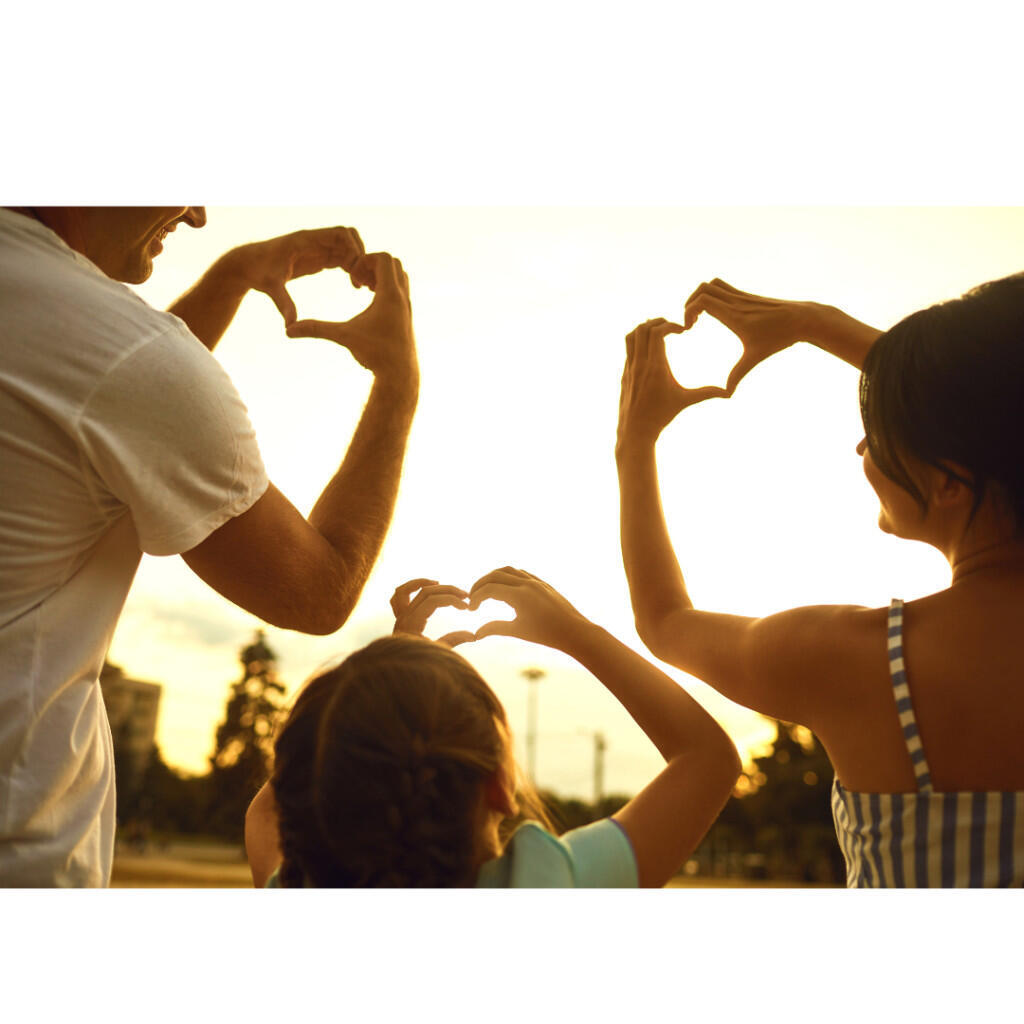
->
285, 252, 417, 388
227, 226, 367, 326
616, 318, 727, 455
391, 578, 473, 648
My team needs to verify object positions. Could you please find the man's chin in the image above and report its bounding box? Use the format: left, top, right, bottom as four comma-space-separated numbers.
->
117, 255, 155, 284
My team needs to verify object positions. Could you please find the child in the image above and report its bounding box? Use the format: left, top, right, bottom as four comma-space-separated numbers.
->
245, 567, 740, 887
616, 273, 1024, 886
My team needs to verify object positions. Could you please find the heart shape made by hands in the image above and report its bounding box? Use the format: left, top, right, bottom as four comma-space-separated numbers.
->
668, 314, 743, 392
424, 598, 515, 644
279, 269, 372, 330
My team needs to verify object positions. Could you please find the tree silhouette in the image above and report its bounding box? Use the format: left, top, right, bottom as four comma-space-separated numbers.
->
741, 722, 844, 882
204, 630, 287, 840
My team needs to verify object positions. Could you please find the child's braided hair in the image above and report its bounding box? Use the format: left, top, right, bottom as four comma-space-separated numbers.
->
272, 634, 545, 887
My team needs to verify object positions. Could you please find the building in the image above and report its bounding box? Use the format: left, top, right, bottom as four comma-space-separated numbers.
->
99, 661, 162, 778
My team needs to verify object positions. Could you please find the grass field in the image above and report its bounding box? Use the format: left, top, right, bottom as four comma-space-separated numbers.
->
111, 845, 824, 888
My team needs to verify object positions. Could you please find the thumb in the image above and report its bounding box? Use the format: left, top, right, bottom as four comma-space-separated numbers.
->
265, 284, 297, 326
473, 619, 519, 642
286, 318, 346, 342
725, 350, 761, 396
438, 631, 475, 649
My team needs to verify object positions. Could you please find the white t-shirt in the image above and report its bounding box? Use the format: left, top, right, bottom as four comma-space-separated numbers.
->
0, 209, 269, 886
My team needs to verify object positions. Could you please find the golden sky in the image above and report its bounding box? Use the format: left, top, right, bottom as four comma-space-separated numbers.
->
110, 206, 1024, 796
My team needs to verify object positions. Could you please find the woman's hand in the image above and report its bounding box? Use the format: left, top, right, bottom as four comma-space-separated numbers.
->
616, 317, 727, 454
391, 578, 473, 648
683, 279, 831, 392
467, 567, 591, 652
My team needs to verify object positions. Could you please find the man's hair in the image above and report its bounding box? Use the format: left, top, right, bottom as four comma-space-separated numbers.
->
859, 272, 1024, 528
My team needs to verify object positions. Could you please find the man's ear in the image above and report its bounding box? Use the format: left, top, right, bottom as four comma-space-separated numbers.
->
483, 766, 518, 818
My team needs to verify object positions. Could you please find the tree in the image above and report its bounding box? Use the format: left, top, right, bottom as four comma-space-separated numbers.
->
738, 722, 844, 883
204, 630, 288, 841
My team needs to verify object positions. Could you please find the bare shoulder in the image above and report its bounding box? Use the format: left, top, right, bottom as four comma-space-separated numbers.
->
739, 602, 890, 726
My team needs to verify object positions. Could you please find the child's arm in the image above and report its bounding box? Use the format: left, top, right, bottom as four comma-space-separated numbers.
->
468, 567, 741, 888
245, 782, 283, 887
682, 277, 883, 386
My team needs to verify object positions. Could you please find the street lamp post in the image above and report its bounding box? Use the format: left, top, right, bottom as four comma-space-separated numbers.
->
520, 668, 544, 782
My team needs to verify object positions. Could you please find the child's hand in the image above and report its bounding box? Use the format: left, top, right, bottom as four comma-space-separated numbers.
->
391, 578, 473, 648
467, 567, 590, 651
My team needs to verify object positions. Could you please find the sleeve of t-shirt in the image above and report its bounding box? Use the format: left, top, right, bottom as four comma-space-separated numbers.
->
75, 322, 270, 556
561, 818, 639, 888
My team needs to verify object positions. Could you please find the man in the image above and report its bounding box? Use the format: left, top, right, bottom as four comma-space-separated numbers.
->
0, 206, 419, 885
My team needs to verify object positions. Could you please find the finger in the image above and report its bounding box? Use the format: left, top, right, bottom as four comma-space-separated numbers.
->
347, 227, 365, 260
437, 630, 475, 649
349, 254, 376, 290
390, 578, 439, 614
683, 293, 746, 335
683, 282, 744, 328
285, 318, 342, 341
682, 385, 730, 407
408, 584, 470, 605
725, 351, 763, 395
408, 592, 470, 619
649, 320, 685, 343
324, 227, 364, 274
467, 580, 521, 611
624, 327, 640, 362
710, 278, 775, 303
359, 252, 400, 298
473, 619, 520, 641
266, 284, 298, 326
468, 567, 530, 598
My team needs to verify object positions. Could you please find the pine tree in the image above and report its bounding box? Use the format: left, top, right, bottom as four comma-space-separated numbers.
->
205, 630, 287, 841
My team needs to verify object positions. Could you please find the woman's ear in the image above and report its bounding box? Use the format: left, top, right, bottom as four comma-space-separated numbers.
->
484, 765, 518, 818
929, 462, 974, 510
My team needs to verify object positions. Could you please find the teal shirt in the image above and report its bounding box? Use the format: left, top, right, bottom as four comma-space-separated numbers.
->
265, 818, 638, 888
476, 819, 638, 888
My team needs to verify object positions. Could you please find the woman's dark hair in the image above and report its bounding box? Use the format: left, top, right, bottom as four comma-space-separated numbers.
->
270, 635, 550, 887
859, 272, 1024, 528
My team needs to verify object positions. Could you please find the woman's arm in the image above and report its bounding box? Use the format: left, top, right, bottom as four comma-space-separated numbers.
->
467, 567, 742, 889
615, 319, 872, 727
682, 278, 882, 388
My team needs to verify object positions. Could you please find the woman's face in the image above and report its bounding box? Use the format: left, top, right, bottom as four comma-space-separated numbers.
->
857, 436, 927, 539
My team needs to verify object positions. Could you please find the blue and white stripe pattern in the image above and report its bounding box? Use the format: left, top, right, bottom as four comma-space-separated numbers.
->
830, 599, 1024, 887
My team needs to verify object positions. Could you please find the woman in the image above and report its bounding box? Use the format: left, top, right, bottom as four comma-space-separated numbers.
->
615, 275, 1024, 887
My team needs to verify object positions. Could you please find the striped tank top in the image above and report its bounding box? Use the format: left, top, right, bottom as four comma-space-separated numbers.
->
830, 598, 1024, 887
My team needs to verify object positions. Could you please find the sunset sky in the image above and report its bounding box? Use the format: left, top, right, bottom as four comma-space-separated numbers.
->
110, 205, 1024, 797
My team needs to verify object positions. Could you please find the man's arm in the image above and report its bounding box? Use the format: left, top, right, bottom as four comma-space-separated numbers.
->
168, 227, 367, 351
182, 252, 418, 635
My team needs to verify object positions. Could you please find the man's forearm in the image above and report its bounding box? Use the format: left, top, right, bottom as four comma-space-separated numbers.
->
308, 373, 419, 617
168, 250, 251, 351
616, 442, 693, 634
